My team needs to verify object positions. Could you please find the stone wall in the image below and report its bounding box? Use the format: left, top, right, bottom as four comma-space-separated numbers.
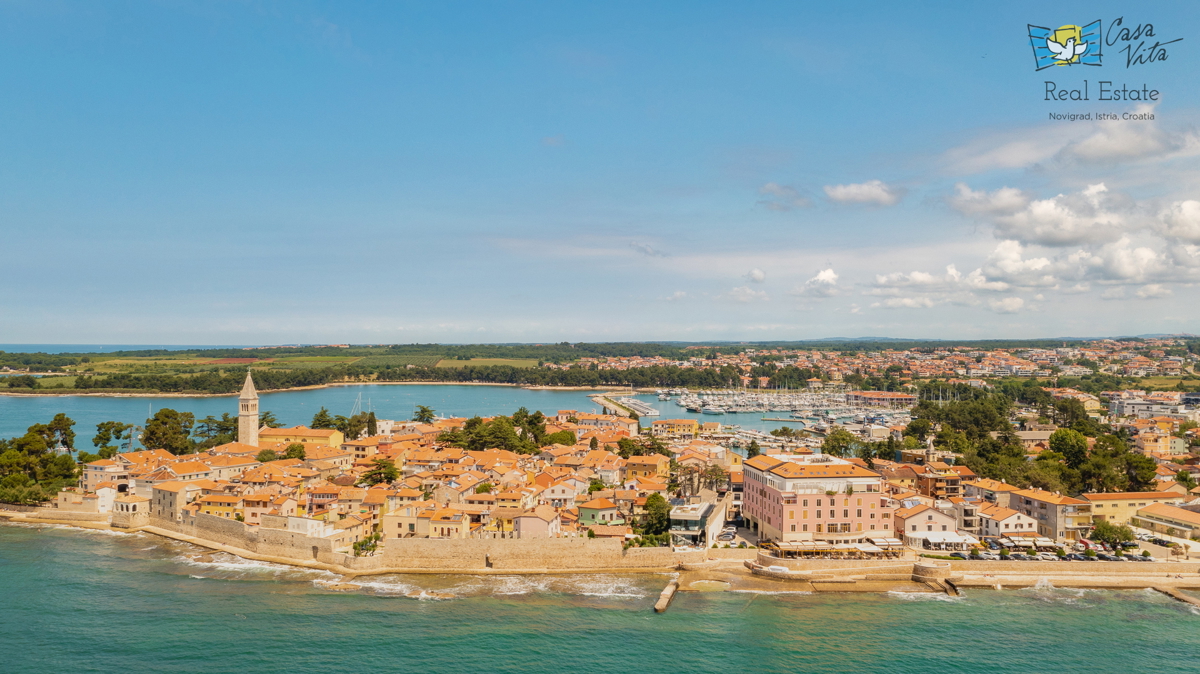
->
28, 508, 107, 523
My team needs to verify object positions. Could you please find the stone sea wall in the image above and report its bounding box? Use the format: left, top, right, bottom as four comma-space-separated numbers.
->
150, 513, 683, 573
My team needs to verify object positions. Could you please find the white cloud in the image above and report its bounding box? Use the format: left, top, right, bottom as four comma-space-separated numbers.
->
723, 286, 769, 303
991, 183, 1131, 247
757, 183, 811, 211
941, 104, 1200, 174
1157, 200, 1200, 244
871, 297, 935, 309
664, 291, 687, 301
745, 268, 766, 283
988, 297, 1024, 314
792, 268, 839, 297
1101, 287, 1126, 300
1136, 284, 1171, 299
823, 180, 903, 206
947, 183, 1030, 217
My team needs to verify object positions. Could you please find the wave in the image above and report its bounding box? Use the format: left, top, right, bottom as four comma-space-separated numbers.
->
176, 553, 339, 582
887, 591, 964, 603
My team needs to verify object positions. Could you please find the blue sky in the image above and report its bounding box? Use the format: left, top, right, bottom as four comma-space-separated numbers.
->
2, 1, 1199, 344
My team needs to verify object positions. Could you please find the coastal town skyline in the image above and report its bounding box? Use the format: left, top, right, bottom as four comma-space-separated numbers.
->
4, 2, 1200, 344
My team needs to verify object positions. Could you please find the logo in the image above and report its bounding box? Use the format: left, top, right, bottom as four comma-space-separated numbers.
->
1029, 20, 1102, 70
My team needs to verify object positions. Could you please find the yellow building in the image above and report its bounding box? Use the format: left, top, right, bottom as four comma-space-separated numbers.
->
1084, 491, 1185, 524
649, 418, 700, 438
196, 494, 242, 519
1133, 502, 1200, 539
625, 454, 671, 481
258, 426, 345, 448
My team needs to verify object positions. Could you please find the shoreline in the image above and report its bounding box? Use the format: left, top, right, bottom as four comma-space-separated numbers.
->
7, 516, 1200, 600
0, 381, 639, 399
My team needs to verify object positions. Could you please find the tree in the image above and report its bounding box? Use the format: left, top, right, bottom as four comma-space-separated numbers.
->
475, 482, 493, 494
904, 418, 932, 442
259, 411, 280, 428
542, 430, 576, 445
1175, 470, 1197, 492
362, 458, 399, 486
413, 405, 436, 423
142, 409, 196, 455
366, 411, 378, 437
587, 478, 605, 494
1122, 453, 1157, 492
93, 421, 133, 454
47, 413, 76, 450
1049, 429, 1088, 469
311, 407, 336, 429
256, 449, 279, 463
193, 413, 238, 449
589, 436, 600, 451
746, 440, 761, 459
1091, 520, 1134, 547
821, 427, 856, 458
642, 493, 671, 535
283, 443, 306, 460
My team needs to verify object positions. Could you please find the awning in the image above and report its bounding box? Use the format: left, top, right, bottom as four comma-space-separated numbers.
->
907, 531, 979, 545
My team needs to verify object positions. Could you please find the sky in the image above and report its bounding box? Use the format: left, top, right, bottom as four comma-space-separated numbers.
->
2, 1, 1199, 344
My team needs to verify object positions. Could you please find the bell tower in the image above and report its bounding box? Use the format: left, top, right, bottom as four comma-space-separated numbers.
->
238, 370, 260, 447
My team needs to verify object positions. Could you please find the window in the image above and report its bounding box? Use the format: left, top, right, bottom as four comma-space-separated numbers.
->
802, 524, 808, 532
803, 499, 808, 507
789, 510, 794, 519
856, 509, 862, 518
941, 525, 947, 531
884, 524, 889, 530
817, 524, 823, 533
927, 514, 932, 520
870, 513, 875, 519
911, 525, 917, 532
802, 510, 807, 519
926, 525, 932, 531
816, 510, 822, 518
843, 509, 848, 518
857, 498, 862, 506
790, 525, 795, 532
816, 499, 822, 507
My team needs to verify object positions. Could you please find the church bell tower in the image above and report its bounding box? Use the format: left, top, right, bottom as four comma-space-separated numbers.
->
238, 371, 260, 447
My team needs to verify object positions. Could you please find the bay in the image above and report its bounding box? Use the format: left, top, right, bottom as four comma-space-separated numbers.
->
0, 384, 607, 447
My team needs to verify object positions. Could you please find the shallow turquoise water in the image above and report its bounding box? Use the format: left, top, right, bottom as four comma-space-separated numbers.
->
2, 524, 1198, 673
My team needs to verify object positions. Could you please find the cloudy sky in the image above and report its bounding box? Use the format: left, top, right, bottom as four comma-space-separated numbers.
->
2, 1, 1199, 344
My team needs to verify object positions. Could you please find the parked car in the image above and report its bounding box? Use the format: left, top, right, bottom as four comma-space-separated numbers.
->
979, 552, 1000, 560
1066, 553, 1086, 561
717, 533, 735, 542
722, 526, 737, 534
949, 552, 968, 560
1096, 553, 1119, 561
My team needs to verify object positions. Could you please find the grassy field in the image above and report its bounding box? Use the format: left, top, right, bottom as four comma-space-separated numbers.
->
435, 358, 540, 369
1139, 376, 1199, 389
32, 376, 77, 388
355, 355, 443, 368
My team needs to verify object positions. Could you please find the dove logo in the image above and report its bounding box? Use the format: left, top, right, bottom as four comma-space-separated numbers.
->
1028, 20, 1102, 70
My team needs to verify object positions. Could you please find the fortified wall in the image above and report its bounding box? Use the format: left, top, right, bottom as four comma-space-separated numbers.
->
148, 512, 686, 573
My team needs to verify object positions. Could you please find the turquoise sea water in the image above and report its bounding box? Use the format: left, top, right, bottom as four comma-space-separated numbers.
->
0, 385, 802, 447
1, 524, 1198, 673
0, 384, 605, 447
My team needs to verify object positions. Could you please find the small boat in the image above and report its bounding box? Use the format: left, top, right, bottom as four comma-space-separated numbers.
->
702, 407, 726, 415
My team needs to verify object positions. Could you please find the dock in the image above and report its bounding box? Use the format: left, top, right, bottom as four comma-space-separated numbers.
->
654, 579, 680, 613
1155, 586, 1200, 608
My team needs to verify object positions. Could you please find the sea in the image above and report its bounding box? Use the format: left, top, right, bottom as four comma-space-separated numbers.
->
3, 384, 1199, 671
0, 384, 802, 447
1, 523, 1199, 673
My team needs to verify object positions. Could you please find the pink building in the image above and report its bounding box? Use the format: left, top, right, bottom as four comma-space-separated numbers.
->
743, 454, 896, 543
